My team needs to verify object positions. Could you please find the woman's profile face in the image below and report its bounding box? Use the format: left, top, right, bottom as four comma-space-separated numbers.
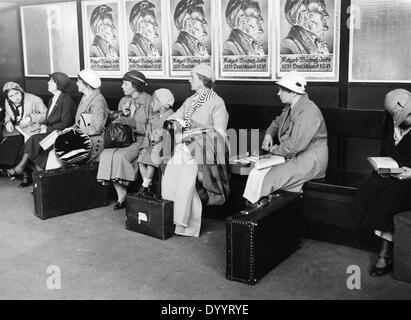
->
121, 80, 136, 97
76, 78, 87, 93
189, 72, 204, 91
7, 89, 23, 105
48, 78, 58, 93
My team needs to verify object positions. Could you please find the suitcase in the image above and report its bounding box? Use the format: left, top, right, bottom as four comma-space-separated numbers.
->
226, 191, 302, 285
393, 210, 411, 283
33, 163, 110, 219
125, 193, 174, 240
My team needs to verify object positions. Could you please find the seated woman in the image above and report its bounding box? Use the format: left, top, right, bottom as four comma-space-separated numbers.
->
97, 70, 153, 210
161, 64, 230, 237
0, 82, 47, 186
74, 69, 108, 163
137, 88, 175, 196
356, 89, 411, 277
7, 73, 77, 186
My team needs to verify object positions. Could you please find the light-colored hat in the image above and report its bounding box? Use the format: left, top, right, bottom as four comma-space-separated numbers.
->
154, 88, 175, 108
78, 69, 101, 89
2, 81, 24, 93
276, 71, 307, 94
384, 89, 411, 126
192, 63, 215, 83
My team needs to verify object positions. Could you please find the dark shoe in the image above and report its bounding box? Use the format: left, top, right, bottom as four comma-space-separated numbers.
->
113, 200, 126, 210
18, 180, 32, 188
370, 257, 393, 277
6, 168, 17, 181
137, 186, 149, 196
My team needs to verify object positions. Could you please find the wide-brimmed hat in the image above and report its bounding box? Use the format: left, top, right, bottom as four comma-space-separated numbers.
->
78, 69, 101, 89
49, 72, 71, 92
384, 89, 411, 126
276, 71, 306, 94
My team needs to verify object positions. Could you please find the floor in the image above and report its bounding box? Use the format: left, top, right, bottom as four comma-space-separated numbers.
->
0, 177, 410, 300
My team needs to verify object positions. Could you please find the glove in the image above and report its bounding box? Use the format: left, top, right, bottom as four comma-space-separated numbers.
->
19, 116, 31, 127
5, 122, 14, 133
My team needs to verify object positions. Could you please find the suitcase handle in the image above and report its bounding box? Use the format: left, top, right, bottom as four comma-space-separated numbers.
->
241, 193, 280, 215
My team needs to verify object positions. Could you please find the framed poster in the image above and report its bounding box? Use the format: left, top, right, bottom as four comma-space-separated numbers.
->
81, 0, 125, 77
276, 0, 340, 81
124, 0, 168, 77
167, 0, 214, 78
349, 0, 411, 82
20, 1, 80, 77
217, 0, 272, 80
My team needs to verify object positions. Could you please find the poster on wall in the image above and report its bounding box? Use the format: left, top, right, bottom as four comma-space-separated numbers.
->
20, 1, 80, 76
349, 0, 411, 82
167, 0, 214, 78
81, 0, 124, 76
217, 0, 272, 80
276, 0, 340, 81
124, 0, 168, 77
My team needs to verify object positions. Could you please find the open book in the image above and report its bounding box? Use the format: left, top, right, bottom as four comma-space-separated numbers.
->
14, 123, 41, 142
254, 155, 286, 170
367, 157, 406, 174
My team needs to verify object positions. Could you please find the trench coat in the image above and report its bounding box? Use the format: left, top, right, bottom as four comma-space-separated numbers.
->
243, 93, 328, 203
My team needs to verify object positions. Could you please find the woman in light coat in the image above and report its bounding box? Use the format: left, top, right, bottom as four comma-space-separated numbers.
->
97, 70, 153, 210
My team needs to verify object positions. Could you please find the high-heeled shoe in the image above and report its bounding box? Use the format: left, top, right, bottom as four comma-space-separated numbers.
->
6, 168, 17, 181
369, 256, 393, 277
113, 200, 127, 210
18, 178, 32, 188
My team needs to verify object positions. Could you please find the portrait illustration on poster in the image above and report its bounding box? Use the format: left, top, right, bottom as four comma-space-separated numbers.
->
126, 0, 166, 76
82, 0, 123, 75
169, 0, 213, 77
218, 0, 271, 79
277, 0, 340, 80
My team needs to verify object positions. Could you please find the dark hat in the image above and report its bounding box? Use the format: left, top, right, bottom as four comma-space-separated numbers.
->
174, 0, 204, 31
130, 1, 156, 31
122, 70, 147, 87
284, 0, 327, 25
225, 0, 261, 29
90, 4, 114, 34
49, 72, 71, 92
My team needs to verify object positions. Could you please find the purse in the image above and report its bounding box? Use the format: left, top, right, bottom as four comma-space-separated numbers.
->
104, 122, 134, 148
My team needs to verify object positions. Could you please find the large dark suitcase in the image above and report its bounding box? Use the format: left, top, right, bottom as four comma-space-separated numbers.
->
126, 193, 174, 240
226, 191, 302, 285
393, 210, 411, 283
33, 163, 110, 219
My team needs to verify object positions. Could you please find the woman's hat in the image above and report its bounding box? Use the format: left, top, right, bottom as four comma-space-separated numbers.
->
192, 63, 215, 83
154, 88, 175, 108
276, 71, 306, 94
78, 69, 101, 89
2, 82, 24, 94
122, 70, 147, 87
384, 89, 411, 126
49, 72, 71, 92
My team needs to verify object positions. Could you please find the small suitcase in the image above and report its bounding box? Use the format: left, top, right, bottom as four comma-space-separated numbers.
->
226, 191, 302, 285
393, 210, 411, 283
125, 193, 174, 240
33, 163, 110, 219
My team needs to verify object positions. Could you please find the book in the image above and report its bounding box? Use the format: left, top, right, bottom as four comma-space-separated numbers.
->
255, 155, 286, 170
367, 157, 406, 174
15, 123, 41, 142
39, 130, 60, 151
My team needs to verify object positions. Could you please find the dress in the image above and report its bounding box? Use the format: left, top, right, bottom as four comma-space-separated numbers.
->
243, 93, 328, 203
356, 113, 411, 232
161, 89, 230, 237
74, 89, 108, 163
22, 92, 77, 169
97, 92, 153, 185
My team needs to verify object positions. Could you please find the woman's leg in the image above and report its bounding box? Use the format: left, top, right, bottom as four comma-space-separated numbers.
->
370, 237, 393, 276
113, 182, 127, 210
8, 153, 29, 175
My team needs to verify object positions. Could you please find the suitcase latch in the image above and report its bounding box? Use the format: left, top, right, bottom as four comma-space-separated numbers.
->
138, 212, 148, 224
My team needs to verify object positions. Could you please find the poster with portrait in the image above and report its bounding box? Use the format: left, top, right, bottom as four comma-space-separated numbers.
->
82, 0, 124, 76
20, 1, 80, 76
217, 0, 272, 80
167, 0, 214, 78
276, 0, 340, 81
124, 0, 168, 77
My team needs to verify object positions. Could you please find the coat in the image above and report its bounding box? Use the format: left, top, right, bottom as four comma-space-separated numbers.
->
356, 113, 411, 232
74, 89, 108, 162
243, 93, 328, 203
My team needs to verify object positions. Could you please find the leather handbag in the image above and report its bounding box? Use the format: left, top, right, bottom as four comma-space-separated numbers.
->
104, 122, 134, 148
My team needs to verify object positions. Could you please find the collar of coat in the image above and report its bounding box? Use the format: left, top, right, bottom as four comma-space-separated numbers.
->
284, 93, 311, 119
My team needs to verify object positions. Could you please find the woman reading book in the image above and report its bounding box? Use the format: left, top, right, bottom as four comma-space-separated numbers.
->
356, 89, 411, 277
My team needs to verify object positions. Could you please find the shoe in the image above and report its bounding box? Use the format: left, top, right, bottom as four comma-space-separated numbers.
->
113, 200, 126, 210
6, 168, 17, 181
369, 256, 393, 277
18, 180, 32, 188
137, 186, 149, 196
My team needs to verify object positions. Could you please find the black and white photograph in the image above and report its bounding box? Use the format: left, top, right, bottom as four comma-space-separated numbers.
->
20, 1, 80, 76
1, 0, 411, 305
217, 0, 272, 79
82, 0, 124, 75
277, 0, 340, 80
124, 0, 168, 77
168, 0, 214, 77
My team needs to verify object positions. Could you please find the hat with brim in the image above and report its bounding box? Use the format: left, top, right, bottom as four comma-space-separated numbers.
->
384, 89, 411, 126
276, 71, 306, 94
154, 88, 175, 108
78, 69, 101, 89
2, 81, 24, 94
192, 63, 215, 83
122, 70, 147, 87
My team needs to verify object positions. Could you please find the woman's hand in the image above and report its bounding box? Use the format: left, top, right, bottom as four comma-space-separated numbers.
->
395, 167, 411, 181
262, 135, 273, 151
5, 121, 14, 133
